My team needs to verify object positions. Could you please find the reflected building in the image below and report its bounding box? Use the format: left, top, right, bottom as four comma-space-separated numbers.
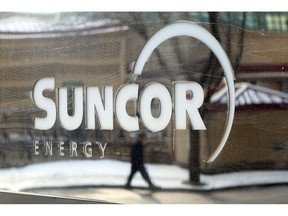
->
0, 14, 129, 166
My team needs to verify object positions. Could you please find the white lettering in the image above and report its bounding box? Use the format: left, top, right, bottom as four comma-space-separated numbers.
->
96, 142, 107, 158
115, 84, 139, 131
44, 141, 53, 156
87, 86, 113, 130
83, 141, 92, 158
33, 79, 207, 132
32, 140, 107, 158
33, 77, 56, 130
33, 140, 40, 155
58, 141, 65, 156
70, 141, 78, 157
59, 87, 83, 131
175, 82, 206, 130
140, 83, 172, 132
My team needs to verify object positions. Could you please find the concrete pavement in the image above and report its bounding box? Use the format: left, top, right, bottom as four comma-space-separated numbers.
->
15, 184, 288, 204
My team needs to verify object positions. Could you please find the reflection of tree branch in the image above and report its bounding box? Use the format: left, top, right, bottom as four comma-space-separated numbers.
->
209, 12, 222, 43
205, 13, 246, 104
158, 12, 170, 24
158, 12, 187, 75
129, 13, 149, 39
200, 13, 218, 86
226, 12, 232, 59
129, 12, 171, 76
234, 12, 246, 72
200, 12, 221, 95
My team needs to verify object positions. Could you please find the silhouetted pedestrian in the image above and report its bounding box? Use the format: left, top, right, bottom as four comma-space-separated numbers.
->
125, 133, 158, 190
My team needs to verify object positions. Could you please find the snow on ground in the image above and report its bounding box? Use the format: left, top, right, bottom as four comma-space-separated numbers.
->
0, 159, 288, 191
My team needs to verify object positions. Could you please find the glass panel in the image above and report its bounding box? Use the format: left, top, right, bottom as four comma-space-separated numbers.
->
0, 12, 287, 204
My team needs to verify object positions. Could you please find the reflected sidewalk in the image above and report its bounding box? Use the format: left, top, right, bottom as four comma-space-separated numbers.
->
1, 159, 288, 203
1, 159, 288, 192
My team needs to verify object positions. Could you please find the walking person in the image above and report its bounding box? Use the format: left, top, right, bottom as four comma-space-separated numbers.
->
125, 133, 158, 190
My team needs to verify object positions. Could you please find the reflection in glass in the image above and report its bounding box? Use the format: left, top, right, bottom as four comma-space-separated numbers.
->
0, 12, 287, 203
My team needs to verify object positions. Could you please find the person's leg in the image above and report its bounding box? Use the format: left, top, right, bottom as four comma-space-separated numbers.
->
125, 165, 138, 187
139, 165, 154, 187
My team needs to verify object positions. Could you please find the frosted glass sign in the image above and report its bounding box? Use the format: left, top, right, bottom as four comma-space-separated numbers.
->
0, 12, 287, 204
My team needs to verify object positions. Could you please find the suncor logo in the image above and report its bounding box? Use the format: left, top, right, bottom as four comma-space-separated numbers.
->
32, 21, 235, 162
